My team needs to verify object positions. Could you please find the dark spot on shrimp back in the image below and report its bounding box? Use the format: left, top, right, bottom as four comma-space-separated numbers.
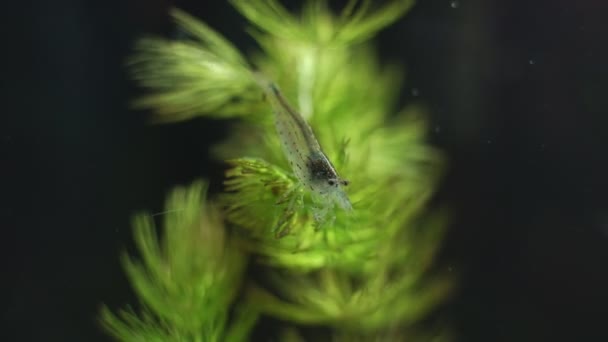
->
306, 152, 338, 181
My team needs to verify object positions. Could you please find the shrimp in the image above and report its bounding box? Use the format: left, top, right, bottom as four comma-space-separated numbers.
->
253, 73, 352, 228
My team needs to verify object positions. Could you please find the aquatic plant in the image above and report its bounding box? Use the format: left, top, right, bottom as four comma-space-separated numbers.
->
101, 1, 452, 340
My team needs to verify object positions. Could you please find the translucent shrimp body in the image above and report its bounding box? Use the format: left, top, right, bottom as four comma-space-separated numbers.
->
253, 74, 353, 217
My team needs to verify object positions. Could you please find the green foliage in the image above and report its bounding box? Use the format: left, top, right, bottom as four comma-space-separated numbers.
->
101, 182, 255, 341
230, 0, 414, 45
104, 1, 453, 341
128, 9, 258, 122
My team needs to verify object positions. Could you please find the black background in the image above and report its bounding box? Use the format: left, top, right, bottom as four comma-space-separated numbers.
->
3, 0, 608, 341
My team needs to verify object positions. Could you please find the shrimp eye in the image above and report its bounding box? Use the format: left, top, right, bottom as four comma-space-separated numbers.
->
327, 179, 336, 186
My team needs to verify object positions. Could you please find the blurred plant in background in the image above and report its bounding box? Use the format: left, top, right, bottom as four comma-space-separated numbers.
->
101, 1, 453, 340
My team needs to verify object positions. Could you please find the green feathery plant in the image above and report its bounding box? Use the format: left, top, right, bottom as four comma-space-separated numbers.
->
102, 1, 452, 341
